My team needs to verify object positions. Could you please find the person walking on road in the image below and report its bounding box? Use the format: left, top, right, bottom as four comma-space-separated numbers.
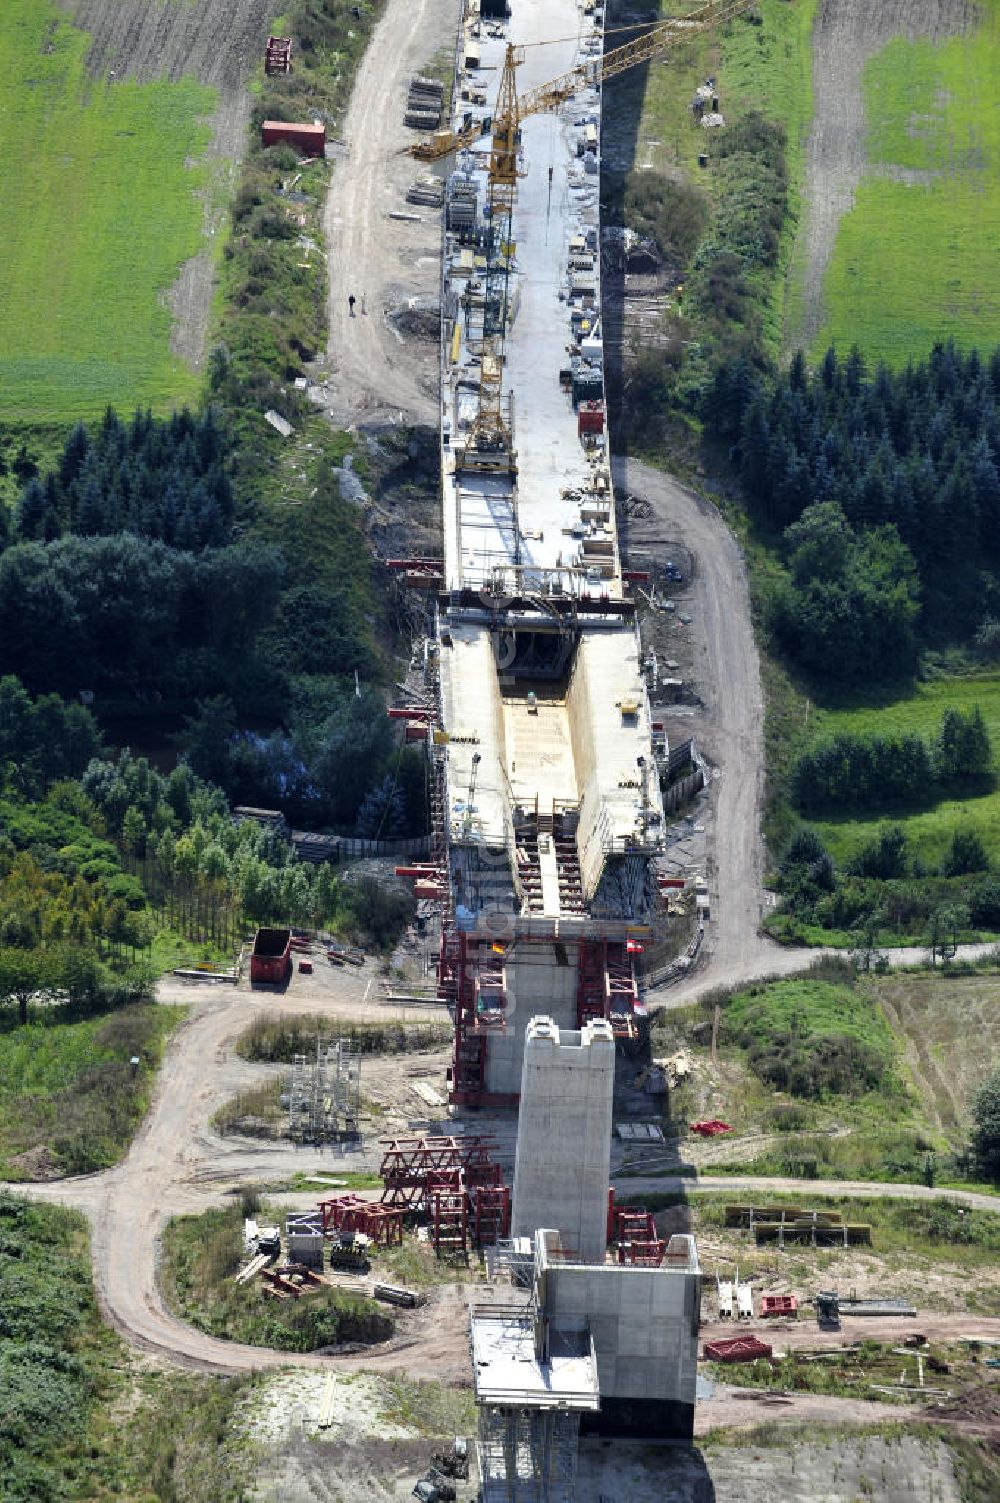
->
348, 293, 356, 316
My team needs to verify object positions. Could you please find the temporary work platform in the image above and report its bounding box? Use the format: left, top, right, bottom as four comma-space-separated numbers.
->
287, 1039, 361, 1142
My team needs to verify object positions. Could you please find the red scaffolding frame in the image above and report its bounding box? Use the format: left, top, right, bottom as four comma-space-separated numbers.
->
612, 1205, 666, 1267
317, 1194, 404, 1246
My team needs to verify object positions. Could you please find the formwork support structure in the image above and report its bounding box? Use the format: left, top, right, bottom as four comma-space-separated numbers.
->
378, 1135, 511, 1252
575, 939, 639, 1038
288, 1038, 361, 1142
318, 1195, 404, 1247
478, 1405, 581, 1503
613, 1206, 666, 1267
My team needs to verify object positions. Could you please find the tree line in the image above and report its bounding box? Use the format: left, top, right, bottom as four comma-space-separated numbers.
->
792, 706, 992, 812
9, 407, 233, 551
0, 409, 415, 833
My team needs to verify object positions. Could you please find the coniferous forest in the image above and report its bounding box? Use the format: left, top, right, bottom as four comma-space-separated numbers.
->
710, 342, 1000, 686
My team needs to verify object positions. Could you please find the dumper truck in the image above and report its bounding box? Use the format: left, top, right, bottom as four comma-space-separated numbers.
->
250, 927, 292, 984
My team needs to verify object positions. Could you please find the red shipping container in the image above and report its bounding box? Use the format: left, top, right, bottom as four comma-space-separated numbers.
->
578, 401, 605, 437
261, 120, 326, 157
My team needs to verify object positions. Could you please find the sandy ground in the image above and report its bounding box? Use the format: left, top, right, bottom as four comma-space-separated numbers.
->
792, 0, 974, 350
321, 0, 461, 427
58, 0, 275, 369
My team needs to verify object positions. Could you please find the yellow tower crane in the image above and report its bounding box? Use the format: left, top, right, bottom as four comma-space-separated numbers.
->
415, 0, 755, 463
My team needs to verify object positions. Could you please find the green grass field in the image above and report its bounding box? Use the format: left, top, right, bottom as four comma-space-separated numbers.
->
804, 673, 1000, 867
0, 1003, 184, 1178
0, 0, 216, 420
816, 0, 1000, 363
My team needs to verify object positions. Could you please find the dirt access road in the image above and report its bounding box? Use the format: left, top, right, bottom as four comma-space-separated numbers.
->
14, 968, 472, 1379
323, 0, 460, 427
616, 456, 789, 993
59, 0, 276, 368
11, 967, 999, 1383
792, 0, 974, 349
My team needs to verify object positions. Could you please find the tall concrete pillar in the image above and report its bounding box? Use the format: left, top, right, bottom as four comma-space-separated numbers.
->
511, 1015, 615, 1263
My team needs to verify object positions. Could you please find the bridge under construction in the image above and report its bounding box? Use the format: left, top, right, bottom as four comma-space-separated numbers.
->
390, 5, 748, 1106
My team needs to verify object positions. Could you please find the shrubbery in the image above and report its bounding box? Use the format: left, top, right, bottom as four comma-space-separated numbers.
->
720, 978, 894, 1098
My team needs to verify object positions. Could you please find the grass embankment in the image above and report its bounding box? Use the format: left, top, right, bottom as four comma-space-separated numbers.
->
603, 0, 817, 445
654, 969, 995, 1185
804, 673, 1000, 870
236, 1012, 452, 1063
0, 1193, 251, 1502
818, 0, 1000, 364
0, 1003, 184, 1180
161, 1199, 394, 1351
0, 0, 214, 420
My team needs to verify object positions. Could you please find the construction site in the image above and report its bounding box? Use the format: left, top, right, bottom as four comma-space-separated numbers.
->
375, 2, 743, 1489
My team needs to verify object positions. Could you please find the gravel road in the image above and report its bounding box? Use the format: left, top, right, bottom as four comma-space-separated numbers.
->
615, 457, 777, 984
14, 973, 471, 1378
323, 0, 460, 427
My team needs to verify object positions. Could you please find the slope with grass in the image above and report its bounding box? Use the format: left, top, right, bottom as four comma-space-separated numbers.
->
806, 674, 1000, 868
0, 0, 218, 420
816, 0, 1000, 363
0, 1192, 251, 1503
654, 969, 996, 1187
0, 1003, 184, 1180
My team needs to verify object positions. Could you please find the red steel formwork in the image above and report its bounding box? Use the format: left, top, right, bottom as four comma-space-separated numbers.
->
264, 35, 292, 74
703, 1336, 773, 1363
576, 939, 640, 1038
472, 1184, 511, 1246
377, 1136, 509, 1251
317, 1195, 404, 1247
430, 1187, 468, 1259
613, 1206, 666, 1267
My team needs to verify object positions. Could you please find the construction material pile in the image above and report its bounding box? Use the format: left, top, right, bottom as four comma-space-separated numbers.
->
405, 75, 444, 130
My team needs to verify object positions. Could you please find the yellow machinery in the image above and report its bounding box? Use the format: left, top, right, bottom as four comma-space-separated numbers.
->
416, 0, 755, 463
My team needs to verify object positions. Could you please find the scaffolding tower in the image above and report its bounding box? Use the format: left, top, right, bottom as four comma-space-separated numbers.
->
478, 1405, 582, 1503
288, 1038, 361, 1142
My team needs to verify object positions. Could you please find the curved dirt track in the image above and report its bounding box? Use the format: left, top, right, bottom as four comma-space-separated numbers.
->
11, 968, 999, 1382
616, 457, 775, 989
323, 0, 460, 426
14, 972, 473, 1379
793, 0, 974, 349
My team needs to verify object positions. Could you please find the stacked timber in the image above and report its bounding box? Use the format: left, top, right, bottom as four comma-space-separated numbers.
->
407, 176, 445, 208
405, 74, 444, 129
